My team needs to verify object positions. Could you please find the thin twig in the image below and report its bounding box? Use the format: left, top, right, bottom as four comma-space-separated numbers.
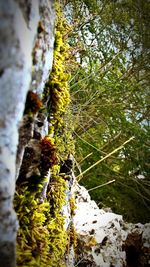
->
74, 130, 106, 155
76, 136, 134, 180
74, 258, 84, 267
88, 180, 115, 192
79, 152, 93, 164
73, 156, 83, 179
70, 50, 123, 89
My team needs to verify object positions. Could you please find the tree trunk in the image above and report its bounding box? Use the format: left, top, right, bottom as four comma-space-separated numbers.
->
0, 0, 39, 266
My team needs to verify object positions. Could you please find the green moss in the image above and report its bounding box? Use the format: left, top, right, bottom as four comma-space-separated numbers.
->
43, 2, 75, 162
15, 3, 76, 266
69, 224, 78, 254
43, 4, 71, 121
15, 165, 68, 267
69, 196, 76, 217
15, 189, 51, 266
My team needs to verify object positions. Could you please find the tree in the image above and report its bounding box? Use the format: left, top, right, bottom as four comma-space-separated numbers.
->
0, 0, 55, 265
63, 0, 150, 222
0, 1, 35, 265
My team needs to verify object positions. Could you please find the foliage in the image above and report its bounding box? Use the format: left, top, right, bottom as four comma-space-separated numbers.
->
62, 0, 150, 222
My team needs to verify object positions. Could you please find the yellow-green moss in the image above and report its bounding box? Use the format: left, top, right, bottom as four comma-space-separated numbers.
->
43, 14, 71, 120
43, 2, 74, 163
15, 3, 76, 266
69, 196, 76, 217
69, 224, 78, 253
15, 189, 51, 266
15, 166, 68, 267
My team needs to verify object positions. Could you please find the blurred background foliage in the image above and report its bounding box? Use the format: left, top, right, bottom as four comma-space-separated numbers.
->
61, 0, 150, 223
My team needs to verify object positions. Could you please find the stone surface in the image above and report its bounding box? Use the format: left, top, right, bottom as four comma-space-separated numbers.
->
73, 183, 150, 267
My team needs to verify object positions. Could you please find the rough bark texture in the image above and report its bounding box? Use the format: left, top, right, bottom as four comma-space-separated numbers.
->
0, 0, 55, 266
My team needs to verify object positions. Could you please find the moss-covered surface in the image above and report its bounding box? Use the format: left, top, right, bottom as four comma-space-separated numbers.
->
43, 3, 75, 162
15, 167, 68, 267
14, 3, 76, 266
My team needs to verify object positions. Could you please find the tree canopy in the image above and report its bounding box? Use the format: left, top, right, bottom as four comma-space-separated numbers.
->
62, 0, 150, 222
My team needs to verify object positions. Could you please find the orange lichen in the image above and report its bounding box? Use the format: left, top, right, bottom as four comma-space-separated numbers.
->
40, 136, 58, 171
24, 91, 43, 115
38, 21, 45, 34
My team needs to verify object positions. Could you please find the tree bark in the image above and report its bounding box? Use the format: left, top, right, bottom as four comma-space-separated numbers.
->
0, 0, 39, 266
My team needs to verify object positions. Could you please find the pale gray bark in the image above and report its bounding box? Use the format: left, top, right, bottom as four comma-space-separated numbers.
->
0, 0, 39, 266
0, 0, 55, 265
16, 0, 55, 180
